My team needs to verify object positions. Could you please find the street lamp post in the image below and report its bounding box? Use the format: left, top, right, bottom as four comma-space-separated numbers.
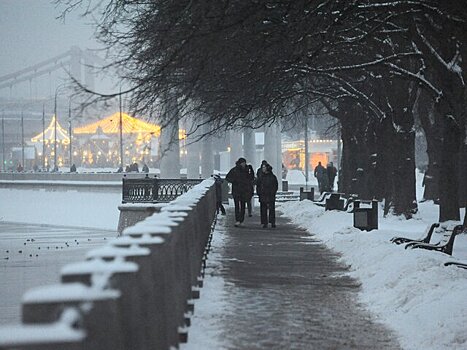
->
68, 99, 72, 169
21, 110, 24, 170
1, 117, 5, 172
53, 84, 67, 171
119, 88, 124, 170
54, 92, 58, 171
304, 115, 309, 188
42, 104, 45, 169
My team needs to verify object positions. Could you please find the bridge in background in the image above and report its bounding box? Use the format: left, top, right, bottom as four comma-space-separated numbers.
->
0, 46, 106, 100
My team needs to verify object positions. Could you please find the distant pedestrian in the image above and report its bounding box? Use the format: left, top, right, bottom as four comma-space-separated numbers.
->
256, 163, 278, 228
142, 163, 149, 173
246, 164, 255, 217
282, 162, 288, 180
314, 161, 327, 194
70, 164, 77, 173
226, 157, 252, 227
327, 162, 337, 191
16, 163, 23, 172
213, 174, 226, 215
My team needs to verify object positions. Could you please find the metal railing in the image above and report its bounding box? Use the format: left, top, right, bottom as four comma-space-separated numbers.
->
122, 175, 203, 203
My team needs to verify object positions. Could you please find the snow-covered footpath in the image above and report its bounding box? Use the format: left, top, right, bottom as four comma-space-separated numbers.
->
0, 174, 466, 350
279, 200, 466, 350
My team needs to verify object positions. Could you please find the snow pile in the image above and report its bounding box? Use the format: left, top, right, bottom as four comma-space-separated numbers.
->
279, 199, 466, 350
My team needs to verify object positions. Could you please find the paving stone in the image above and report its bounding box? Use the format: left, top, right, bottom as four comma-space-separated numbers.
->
201, 209, 401, 349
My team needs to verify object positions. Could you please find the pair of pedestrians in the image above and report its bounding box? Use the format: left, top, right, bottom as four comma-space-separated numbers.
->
226, 158, 278, 228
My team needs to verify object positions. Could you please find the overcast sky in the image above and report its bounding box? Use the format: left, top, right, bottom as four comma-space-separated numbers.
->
0, 0, 101, 78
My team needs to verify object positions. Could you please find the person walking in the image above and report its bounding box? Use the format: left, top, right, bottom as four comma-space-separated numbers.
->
314, 161, 327, 194
256, 160, 268, 179
226, 157, 252, 227
256, 163, 278, 228
213, 174, 226, 215
327, 162, 337, 191
246, 163, 255, 217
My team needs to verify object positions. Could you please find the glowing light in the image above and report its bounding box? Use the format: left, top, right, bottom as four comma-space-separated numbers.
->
31, 115, 70, 145
73, 113, 161, 136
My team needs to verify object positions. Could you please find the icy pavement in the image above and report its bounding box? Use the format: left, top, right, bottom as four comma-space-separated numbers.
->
183, 210, 401, 350
0, 222, 116, 325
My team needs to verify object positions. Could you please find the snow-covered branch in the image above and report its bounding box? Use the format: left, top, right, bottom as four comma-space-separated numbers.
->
309, 52, 421, 73
385, 62, 442, 99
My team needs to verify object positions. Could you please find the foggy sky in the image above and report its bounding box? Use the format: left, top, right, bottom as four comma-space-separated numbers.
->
0, 0, 101, 85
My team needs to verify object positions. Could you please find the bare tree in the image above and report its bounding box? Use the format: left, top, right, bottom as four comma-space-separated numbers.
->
59, 0, 466, 222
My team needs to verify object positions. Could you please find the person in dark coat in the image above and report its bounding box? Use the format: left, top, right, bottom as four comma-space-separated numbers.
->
246, 164, 255, 217
326, 162, 337, 191
256, 160, 268, 179
314, 161, 327, 194
213, 174, 226, 215
226, 157, 252, 226
256, 163, 278, 228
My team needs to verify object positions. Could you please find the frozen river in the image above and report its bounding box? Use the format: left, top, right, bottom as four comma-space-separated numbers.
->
0, 221, 116, 324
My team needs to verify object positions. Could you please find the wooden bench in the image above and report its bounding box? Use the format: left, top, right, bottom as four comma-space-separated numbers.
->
444, 261, 467, 270
325, 193, 346, 211
407, 225, 464, 256
313, 191, 331, 206
390, 223, 440, 245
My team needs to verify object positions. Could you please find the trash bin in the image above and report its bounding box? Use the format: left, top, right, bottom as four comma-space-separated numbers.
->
299, 187, 314, 201
353, 200, 378, 231
282, 180, 289, 192
325, 193, 345, 211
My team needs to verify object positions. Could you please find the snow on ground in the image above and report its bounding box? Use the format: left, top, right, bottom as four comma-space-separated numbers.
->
285, 169, 318, 186
278, 170, 466, 350
1, 173, 466, 349
279, 200, 466, 350
0, 188, 121, 230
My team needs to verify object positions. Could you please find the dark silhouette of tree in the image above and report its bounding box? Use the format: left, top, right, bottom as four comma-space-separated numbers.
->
60, 0, 466, 222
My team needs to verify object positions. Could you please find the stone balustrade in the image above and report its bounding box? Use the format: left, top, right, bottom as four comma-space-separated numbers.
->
0, 178, 217, 350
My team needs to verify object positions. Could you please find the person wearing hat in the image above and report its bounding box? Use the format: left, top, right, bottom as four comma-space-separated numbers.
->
256, 163, 278, 228
226, 157, 254, 226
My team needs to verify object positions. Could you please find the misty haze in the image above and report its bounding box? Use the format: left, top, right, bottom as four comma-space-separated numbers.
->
0, 1, 466, 350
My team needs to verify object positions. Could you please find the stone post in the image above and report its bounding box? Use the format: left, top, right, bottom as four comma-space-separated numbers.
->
243, 127, 256, 168
264, 123, 282, 191
186, 118, 201, 179
229, 129, 243, 166
160, 118, 180, 178
201, 123, 214, 178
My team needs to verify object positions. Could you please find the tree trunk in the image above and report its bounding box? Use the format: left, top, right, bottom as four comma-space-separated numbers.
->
438, 114, 461, 222
380, 78, 418, 218
416, 90, 442, 202
338, 100, 369, 197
